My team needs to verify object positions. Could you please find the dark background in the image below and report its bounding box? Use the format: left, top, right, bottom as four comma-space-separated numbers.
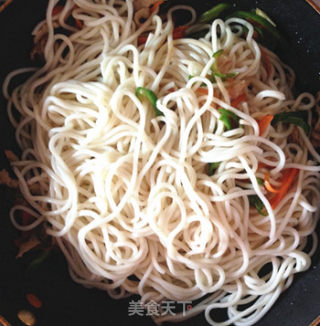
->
0, 0, 319, 325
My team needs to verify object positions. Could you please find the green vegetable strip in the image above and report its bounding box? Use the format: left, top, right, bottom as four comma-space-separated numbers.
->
255, 8, 276, 27
211, 69, 238, 80
253, 25, 264, 39
230, 11, 280, 40
135, 87, 163, 117
27, 250, 51, 274
271, 111, 310, 135
218, 108, 240, 130
208, 162, 221, 176
249, 195, 267, 216
211, 49, 238, 81
225, 109, 240, 122
199, 3, 231, 23
213, 49, 224, 59
219, 114, 232, 130
256, 177, 264, 185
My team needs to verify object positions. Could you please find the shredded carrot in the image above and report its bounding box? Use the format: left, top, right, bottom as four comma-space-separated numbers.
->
26, 293, 43, 309
150, 0, 164, 13
269, 168, 299, 209
195, 88, 218, 98
0, 315, 11, 326
253, 30, 259, 40
264, 171, 280, 193
13, 237, 24, 248
168, 87, 176, 93
258, 162, 269, 170
196, 88, 208, 95
172, 25, 188, 40
16, 237, 41, 259
21, 211, 35, 226
4, 149, 18, 162
258, 115, 274, 136
260, 47, 272, 77
138, 34, 148, 45
231, 93, 246, 108
75, 19, 83, 29
0, 0, 14, 13
258, 162, 276, 170
227, 80, 248, 101
52, 5, 64, 16
310, 315, 320, 326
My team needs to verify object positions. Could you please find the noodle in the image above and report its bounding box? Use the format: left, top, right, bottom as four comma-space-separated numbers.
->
3, 1, 320, 325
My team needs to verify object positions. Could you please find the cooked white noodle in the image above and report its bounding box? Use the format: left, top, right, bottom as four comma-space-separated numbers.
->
3, 1, 320, 326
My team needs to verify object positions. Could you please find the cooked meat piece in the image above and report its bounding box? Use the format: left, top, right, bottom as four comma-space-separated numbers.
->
4, 150, 18, 162
0, 169, 19, 188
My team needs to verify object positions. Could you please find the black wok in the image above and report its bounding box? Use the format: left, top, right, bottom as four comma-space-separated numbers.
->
0, 0, 319, 325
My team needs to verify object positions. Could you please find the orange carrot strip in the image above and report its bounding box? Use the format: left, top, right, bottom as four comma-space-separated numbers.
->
258, 162, 268, 170
26, 293, 43, 309
253, 30, 259, 40
260, 47, 272, 77
0, 315, 11, 326
52, 5, 64, 16
258, 115, 274, 136
0, 0, 14, 13
172, 25, 188, 40
138, 34, 148, 45
231, 93, 246, 108
310, 315, 320, 326
269, 168, 299, 209
150, 0, 164, 13
195, 88, 219, 98
258, 161, 276, 170
264, 171, 280, 193
16, 238, 41, 259
75, 19, 83, 29
21, 211, 35, 226
196, 88, 209, 95
227, 80, 248, 101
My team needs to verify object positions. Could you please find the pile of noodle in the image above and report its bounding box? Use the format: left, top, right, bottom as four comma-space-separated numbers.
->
3, 0, 320, 325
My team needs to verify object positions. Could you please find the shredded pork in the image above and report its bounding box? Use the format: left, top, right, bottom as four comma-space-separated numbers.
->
0, 169, 19, 188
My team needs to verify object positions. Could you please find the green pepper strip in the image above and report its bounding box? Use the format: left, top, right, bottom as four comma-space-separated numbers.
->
249, 195, 267, 216
256, 177, 264, 186
212, 69, 238, 80
208, 162, 221, 176
218, 108, 240, 130
230, 11, 280, 40
135, 87, 163, 117
199, 3, 231, 24
271, 111, 310, 135
211, 49, 238, 81
213, 49, 224, 59
26, 250, 51, 274
220, 114, 232, 130
255, 8, 276, 27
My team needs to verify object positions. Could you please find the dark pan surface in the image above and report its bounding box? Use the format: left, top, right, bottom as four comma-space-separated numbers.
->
0, 0, 319, 325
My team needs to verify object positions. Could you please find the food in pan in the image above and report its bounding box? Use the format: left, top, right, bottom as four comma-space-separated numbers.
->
2, 1, 320, 325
